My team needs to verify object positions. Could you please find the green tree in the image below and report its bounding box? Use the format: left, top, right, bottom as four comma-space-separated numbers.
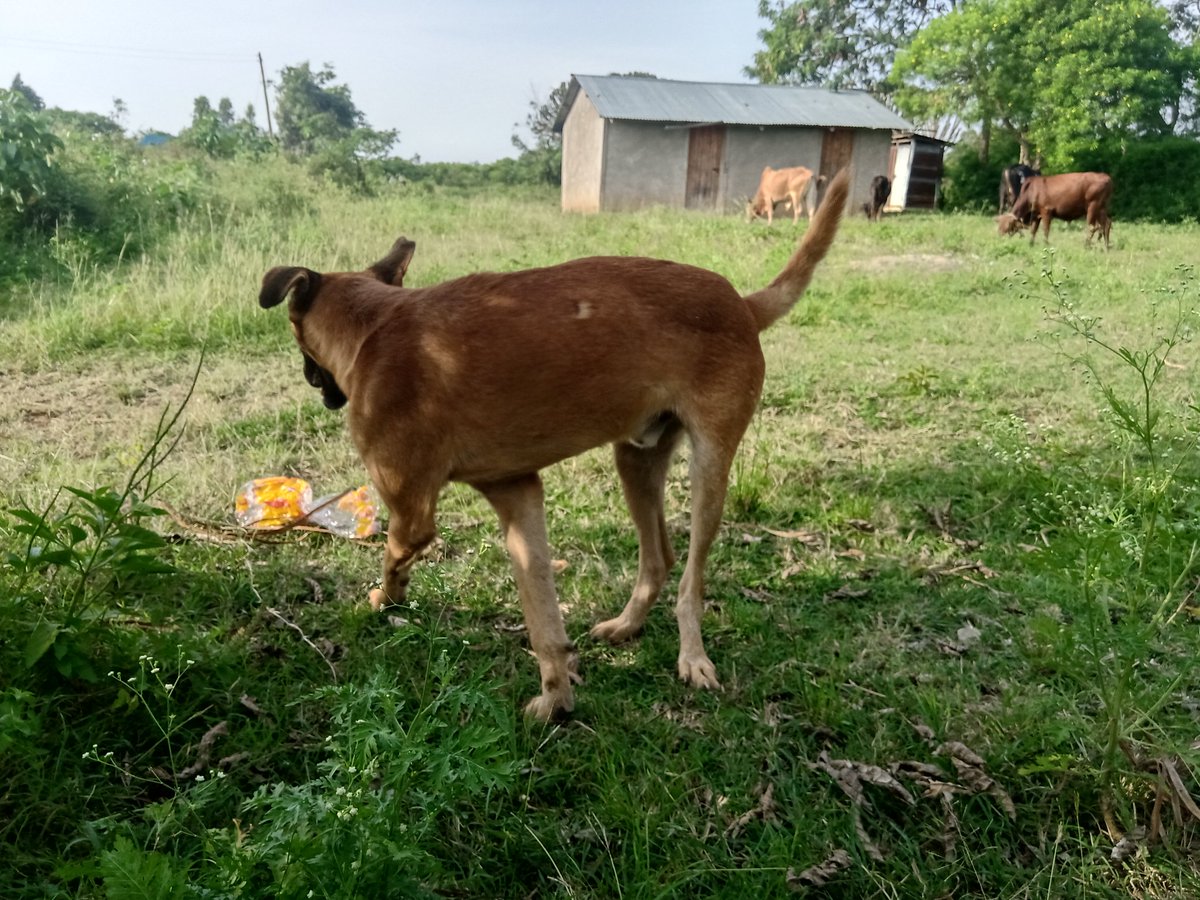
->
746, 0, 958, 91
274, 62, 395, 157
893, 0, 1191, 167
274, 62, 396, 189
180, 95, 271, 159
511, 81, 568, 185
10, 74, 44, 111
0, 88, 63, 212
892, 0, 1033, 161
179, 95, 233, 157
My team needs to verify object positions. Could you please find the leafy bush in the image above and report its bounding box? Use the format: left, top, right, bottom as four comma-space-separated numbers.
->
0, 89, 63, 212
1074, 136, 1200, 223
939, 133, 1024, 213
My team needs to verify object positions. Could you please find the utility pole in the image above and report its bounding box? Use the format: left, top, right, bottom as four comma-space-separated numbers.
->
258, 52, 275, 139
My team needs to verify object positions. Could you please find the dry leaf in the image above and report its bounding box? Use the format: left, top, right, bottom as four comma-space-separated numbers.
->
825, 584, 871, 602
238, 694, 266, 717
786, 848, 853, 890
764, 527, 823, 545
813, 752, 915, 807
779, 561, 807, 579
726, 782, 778, 836
1110, 826, 1146, 863
956, 623, 982, 647
937, 741, 1016, 820
854, 807, 886, 861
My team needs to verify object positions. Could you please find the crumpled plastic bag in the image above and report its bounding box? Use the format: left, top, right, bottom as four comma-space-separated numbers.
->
234, 476, 379, 539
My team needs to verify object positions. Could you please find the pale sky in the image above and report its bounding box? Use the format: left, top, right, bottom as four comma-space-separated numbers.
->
2, 1, 768, 163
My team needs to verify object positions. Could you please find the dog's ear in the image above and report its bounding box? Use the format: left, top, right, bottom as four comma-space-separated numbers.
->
368, 237, 416, 286
260, 266, 321, 310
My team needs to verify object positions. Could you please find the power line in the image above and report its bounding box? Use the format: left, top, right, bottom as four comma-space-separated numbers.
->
0, 35, 253, 63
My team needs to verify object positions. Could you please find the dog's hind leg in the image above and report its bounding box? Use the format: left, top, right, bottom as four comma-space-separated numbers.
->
671, 433, 739, 691
591, 421, 685, 644
477, 473, 577, 722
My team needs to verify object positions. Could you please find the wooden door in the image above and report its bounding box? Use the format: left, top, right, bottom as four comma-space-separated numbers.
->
685, 125, 725, 210
818, 127, 855, 208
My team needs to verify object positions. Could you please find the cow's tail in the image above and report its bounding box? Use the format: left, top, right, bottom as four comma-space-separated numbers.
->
743, 168, 849, 332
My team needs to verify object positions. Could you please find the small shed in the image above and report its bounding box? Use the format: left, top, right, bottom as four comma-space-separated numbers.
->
887, 131, 953, 211
553, 74, 911, 215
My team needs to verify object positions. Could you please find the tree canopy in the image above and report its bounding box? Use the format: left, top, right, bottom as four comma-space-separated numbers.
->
747, 0, 1199, 170
893, 0, 1194, 167
746, 0, 958, 91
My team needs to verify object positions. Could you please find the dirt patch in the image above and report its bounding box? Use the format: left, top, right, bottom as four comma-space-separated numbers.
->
848, 253, 965, 275
0, 353, 358, 513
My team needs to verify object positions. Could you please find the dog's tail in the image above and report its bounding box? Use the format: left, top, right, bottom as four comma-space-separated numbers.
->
742, 168, 849, 332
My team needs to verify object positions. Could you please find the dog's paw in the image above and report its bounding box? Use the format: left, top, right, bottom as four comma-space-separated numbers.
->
678, 655, 721, 690
524, 692, 574, 723
367, 587, 406, 611
589, 615, 643, 645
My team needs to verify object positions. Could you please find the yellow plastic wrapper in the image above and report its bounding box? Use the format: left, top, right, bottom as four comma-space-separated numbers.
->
234, 477, 379, 538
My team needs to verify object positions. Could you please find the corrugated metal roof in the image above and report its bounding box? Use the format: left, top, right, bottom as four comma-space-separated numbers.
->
556, 75, 911, 131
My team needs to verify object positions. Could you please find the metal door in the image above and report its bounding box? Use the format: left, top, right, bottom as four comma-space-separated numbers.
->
818, 127, 855, 207
685, 125, 725, 210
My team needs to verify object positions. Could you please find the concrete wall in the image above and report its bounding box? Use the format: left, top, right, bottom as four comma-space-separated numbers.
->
560, 92, 605, 212
600, 121, 688, 211
725, 127, 893, 217
723, 127, 825, 214
846, 129, 894, 217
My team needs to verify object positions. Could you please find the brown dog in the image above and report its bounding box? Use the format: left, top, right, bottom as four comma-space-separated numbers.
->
259, 170, 850, 721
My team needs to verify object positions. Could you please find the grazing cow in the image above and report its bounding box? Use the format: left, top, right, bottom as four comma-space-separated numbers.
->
749, 165, 822, 224
999, 163, 1039, 213
1011, 172, 1114, 249
862, 175, 890, 222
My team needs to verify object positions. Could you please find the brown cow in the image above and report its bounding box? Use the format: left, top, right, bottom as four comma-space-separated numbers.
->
748, 165, 821, 224
1011, 172, 1114, 249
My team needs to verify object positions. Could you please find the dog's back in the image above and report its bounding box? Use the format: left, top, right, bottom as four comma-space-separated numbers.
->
347, 256, 764, 484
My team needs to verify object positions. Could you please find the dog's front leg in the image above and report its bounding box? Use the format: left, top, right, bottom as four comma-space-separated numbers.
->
368, 494, 437, 611
477, 474, 577, 722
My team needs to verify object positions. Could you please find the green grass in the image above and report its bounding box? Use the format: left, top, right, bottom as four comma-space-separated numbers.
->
2, 183, 1200, 898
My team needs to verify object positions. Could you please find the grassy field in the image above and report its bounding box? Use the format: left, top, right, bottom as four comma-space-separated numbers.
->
2, 182, 1199, 898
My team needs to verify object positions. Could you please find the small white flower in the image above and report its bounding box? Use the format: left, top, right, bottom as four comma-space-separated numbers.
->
195, 774, 206, 782
164, 683, 176, 693
186, 659, 196, 666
